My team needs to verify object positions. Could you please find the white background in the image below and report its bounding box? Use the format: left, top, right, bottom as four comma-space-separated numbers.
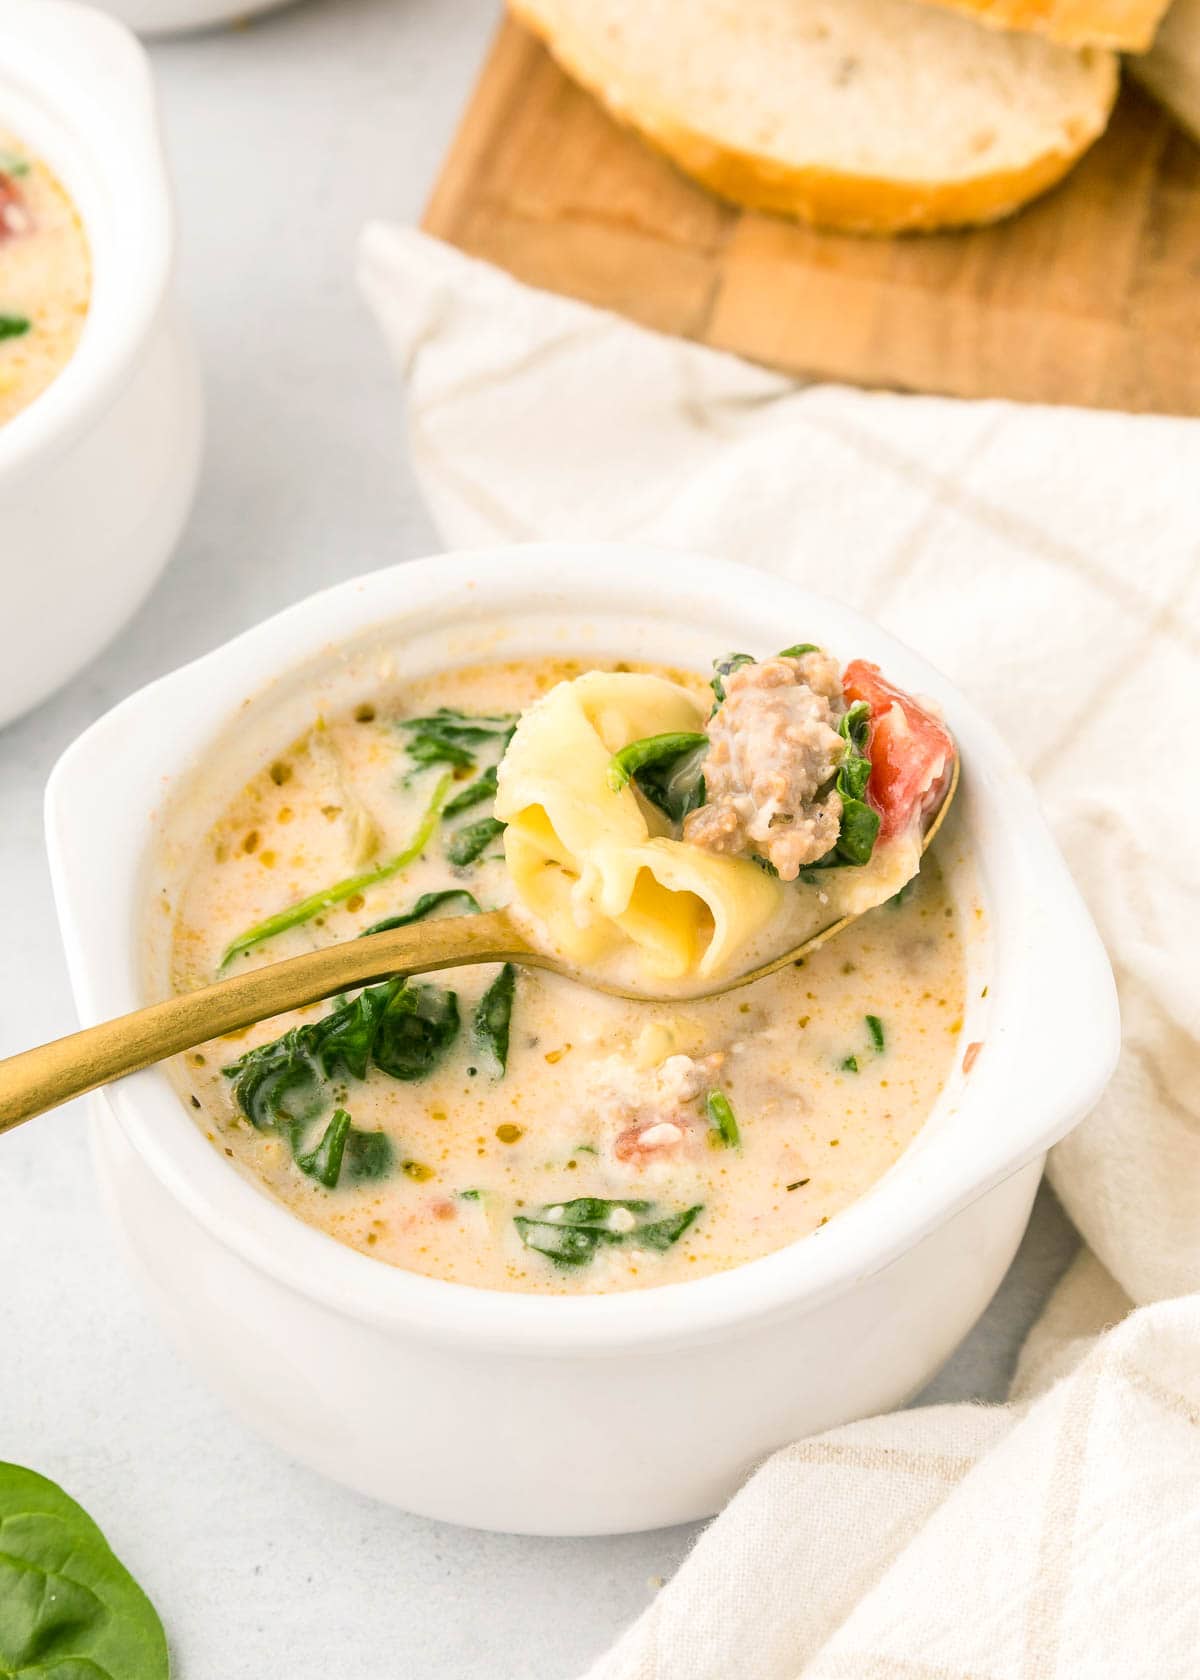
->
0, 0, 1078, 1672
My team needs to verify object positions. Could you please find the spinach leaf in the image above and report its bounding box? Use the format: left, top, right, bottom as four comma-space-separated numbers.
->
777, 642, 819, 658
808, 700, 881, 870
514, 1198, 702, 1267
0, 1462, 169, 1680
372, 982, 460, 1081
344, 1127, 393, 1181
296, 1107, 351, 1188
362, 888, 481, 935
445, 815, 505, 867
224, 1025, 326, 1131
398, 709, 516, 777
294, 1108, 392, 1189
224, 977, 459, 1130
606, 731, 709, 823
710, 652, 754, 707
0, 314, 31, 341
220, 770, 453, 967
474, 963, 515, 1074
866, 1014, 886, 1052
443, 762, 498, 818
706, 1089, 740, 1149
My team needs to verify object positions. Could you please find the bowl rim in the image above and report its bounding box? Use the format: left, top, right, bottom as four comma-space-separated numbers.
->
46, 544, 1120, 1355
0, 0, 173, 480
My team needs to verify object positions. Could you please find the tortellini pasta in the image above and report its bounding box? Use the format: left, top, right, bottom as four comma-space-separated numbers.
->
495, 672, 785, 980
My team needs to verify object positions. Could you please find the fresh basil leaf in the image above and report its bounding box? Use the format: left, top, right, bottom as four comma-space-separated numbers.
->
514, 1198, 702, 1268
372, 981, 460, 1080
443, 761, 499, 818
710, 652, 754, 707
445, 815, 505, 867
362, 889, 481, 935
0, 314, 31, 341
475, 963, 516, 1074
0, 1462, 169, 1680
296, 1107, 351, 1188
706, 1089, 740, 1149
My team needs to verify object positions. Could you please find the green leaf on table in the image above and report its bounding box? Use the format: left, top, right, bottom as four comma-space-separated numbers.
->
0, 1462, 169, 1680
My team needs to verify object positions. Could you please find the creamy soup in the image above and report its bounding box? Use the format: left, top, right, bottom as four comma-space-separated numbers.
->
167, 653, 967, 1294
0, 132, 90, 426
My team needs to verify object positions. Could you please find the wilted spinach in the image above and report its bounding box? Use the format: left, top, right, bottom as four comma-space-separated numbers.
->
362, 888, 481, 936
443, 761, 499, 818
398, 708, 516, 776
606, 731, 709, 823
706, 1089, 740, 1149
220, 770, 453, 966
807, 700, 880, 870
445, 815, 505, 867
0, 1462, 169, 1680
0, 314, 31, 342
296, 1107, 392, 1189
514, 1198, 702, 1267
224, 976, 459, 1130
474, 963, 516, 1074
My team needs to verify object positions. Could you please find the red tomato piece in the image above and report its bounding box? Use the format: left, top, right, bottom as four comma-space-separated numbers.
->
842, 660, 955, 841
0, 171, 32, 243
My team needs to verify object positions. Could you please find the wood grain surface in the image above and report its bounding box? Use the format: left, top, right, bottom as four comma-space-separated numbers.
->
423, 16, 1200, 415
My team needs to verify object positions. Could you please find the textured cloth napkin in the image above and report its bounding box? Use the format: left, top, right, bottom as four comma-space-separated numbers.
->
360, 225, 1200, 1680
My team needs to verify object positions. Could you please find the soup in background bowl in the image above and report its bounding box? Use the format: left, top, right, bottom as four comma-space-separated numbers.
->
0, 130, 91, 425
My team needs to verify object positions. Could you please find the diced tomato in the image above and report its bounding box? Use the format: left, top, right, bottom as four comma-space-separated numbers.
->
0, 172, 30, 243
842, 660, 955, 841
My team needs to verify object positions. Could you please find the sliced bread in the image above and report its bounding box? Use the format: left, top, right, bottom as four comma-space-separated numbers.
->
509, 0, 1119, 234
906, 0, 1170, 51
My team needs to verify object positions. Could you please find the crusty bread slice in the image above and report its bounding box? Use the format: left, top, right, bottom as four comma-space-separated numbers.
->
908, 0, 1169, 51
509, 0, 1118, 234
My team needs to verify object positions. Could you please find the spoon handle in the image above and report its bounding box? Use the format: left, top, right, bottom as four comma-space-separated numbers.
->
0, 910, 529, 1134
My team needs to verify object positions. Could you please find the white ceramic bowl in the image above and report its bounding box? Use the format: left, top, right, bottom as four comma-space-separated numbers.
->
0, 0, 202, 728
89, 0, 294, 37
46, 547, 1119, 1535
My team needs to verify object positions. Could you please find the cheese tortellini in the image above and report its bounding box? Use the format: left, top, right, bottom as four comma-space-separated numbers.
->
495, 672, 785, 981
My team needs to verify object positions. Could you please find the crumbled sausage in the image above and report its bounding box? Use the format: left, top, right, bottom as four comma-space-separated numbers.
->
685, 653, 845, 879
583, 1051, 725, 1165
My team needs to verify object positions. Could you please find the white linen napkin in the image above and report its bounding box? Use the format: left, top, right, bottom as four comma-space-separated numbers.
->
359, 224, 1200, 1679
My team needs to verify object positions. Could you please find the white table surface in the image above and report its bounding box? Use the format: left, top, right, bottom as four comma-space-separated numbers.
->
0, 0, 1080, 1672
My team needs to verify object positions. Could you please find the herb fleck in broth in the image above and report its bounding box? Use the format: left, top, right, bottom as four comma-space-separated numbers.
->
168, 658, 966, 1294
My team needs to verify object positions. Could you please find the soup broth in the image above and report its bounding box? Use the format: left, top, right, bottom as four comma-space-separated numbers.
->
168, 658, 966, 1294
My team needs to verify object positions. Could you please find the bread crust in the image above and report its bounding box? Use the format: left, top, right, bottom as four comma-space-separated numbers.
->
510, 0, 1118, 235
906, 0, 1166, 50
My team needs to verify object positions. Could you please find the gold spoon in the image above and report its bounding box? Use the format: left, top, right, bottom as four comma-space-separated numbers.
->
0, 762, 956, 1134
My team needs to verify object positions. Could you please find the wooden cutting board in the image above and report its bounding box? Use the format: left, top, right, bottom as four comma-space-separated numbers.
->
423, 16, 1200, 415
